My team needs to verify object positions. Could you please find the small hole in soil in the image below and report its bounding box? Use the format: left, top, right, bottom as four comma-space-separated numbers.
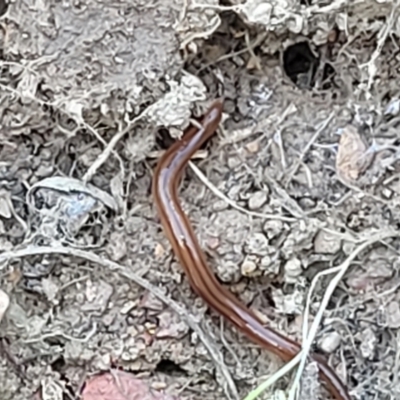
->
51, 356, 66, 372
155, 359, 187, 376
155, 128, 174, 150
283, 41, 319, 89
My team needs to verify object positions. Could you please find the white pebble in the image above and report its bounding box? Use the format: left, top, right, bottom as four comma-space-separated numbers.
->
319, 331, 342, 353
248, 191, 268, 210
241, 256, 258, 277
284, 257, 302, 283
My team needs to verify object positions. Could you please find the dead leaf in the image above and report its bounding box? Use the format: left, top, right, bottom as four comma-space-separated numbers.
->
335, 125, 374, 181
27, 176, 118, 211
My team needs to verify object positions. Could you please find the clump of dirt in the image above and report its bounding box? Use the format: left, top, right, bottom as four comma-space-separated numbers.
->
1, 1, 400, 400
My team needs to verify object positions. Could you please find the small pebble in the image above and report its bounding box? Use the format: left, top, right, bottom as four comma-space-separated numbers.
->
41, 278, 60, 305
314, 230, 342, 254
144, 322, 157, 334
386, 301, 400, 329
319, 331, 341, 353
298, 197, 316, 209
245, 140, 260, 153
206, 236, 220, 250
272, 289, 304, 315
241, 256, 258, 277
245, 232, 269, 255
381, 187, 393, 199
35, 164, 54, 178
262, 219, 283, 239
151, 381, 167, 390
227, 156, 241, 169
212, 200, 229, 212
106, 231, 127, 261
342, 241, 356, 255
120, 300, 138, 315
248, 190, 268, 210
40, 148, 53, 161
261, 256, 280, 275
284, 257, 302, 283
155, 243, 165, 259
359, 327, 377, 360
384, 98, 400, 116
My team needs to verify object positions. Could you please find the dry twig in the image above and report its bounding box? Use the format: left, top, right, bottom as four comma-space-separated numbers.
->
82, 111, 148, 182
189, 161, 296, 222
285, 112, 334, 187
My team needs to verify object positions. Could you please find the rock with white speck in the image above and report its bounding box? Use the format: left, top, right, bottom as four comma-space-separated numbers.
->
245, 140, 260, 153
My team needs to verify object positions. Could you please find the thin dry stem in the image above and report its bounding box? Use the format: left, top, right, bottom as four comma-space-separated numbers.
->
360, 0, 399, 91
82, 111, 147, 182
188, 161, 297, 222
285, 112, 334, 187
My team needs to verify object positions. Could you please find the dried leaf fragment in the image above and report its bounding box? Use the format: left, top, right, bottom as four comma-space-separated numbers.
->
335, 125, 374, 182
27, 176, 118, 211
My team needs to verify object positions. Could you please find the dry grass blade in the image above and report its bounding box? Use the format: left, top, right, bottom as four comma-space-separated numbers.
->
285, 112, 334, 187
189, 161, 297, 222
